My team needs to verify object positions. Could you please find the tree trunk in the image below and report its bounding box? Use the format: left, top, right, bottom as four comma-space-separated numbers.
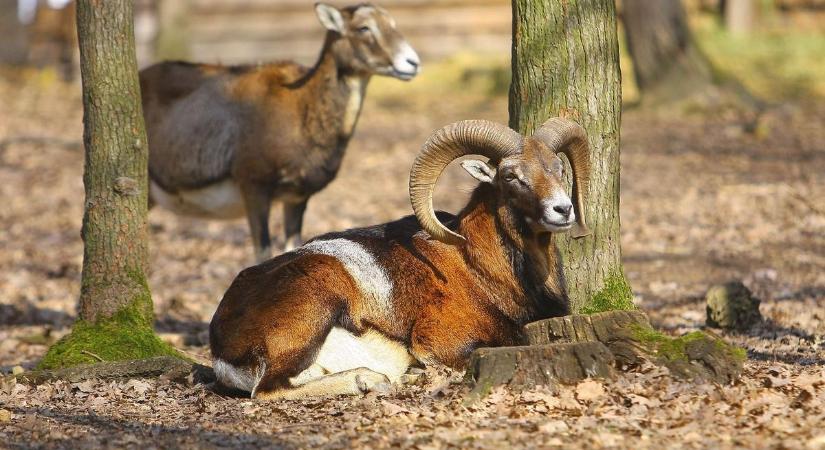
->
39, 0, 177, 370
622, 0, 713, 103
75, 0, 150, 323
155, 0, 191, 61
509, 0, 630, 313
723, 0, 755, 35
0, 0, 29, 66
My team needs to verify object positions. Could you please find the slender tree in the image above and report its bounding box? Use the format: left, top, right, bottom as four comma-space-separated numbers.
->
509, 0, 631, 313
622, 0, 714, 103
40, 0, 177, 369
723, 0, 755, 35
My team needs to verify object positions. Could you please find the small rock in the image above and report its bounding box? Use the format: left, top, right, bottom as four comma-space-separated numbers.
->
0, 409, 11, 422
706, 281, 762, 330
11, 366, 24, 376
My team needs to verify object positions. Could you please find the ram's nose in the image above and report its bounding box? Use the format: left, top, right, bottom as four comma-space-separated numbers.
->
553, 203, 572, 218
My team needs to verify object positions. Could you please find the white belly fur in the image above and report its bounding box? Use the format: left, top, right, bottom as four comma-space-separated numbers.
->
150, 179, 245, 219
214, 327, 414, 394
290, 327, 414, 386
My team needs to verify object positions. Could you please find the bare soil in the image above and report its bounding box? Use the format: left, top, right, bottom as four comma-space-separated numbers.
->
0, 73, 823, 449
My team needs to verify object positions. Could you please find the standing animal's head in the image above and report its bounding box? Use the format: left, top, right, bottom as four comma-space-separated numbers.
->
409, 118, 592, 244
315, 2, 420, 80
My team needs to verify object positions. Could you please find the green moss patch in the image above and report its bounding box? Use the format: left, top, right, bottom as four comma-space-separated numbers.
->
580, 272, 636, 314
38, 300, 181, 371
631, 326, 747, 363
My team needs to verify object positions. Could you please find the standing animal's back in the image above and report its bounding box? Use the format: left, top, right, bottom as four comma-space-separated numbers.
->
142, 63, 252, 191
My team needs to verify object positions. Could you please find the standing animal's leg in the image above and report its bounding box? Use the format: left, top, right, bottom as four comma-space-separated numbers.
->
241, 184, 273, 262
283, 198, 308, 252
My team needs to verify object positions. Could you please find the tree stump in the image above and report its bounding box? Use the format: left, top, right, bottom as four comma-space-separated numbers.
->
525, 310, 651, 367
465, 342, 615, 397
466, 310, 745, 396
526, 310, 745, 384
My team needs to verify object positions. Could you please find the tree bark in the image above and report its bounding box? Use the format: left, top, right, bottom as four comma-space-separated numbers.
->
525, 311, 744, 384
38, 0, 177, 371
509, 0, 628, 313
622, 0, 714, 102
75, 0, 151, 323
466, 342, 615, 396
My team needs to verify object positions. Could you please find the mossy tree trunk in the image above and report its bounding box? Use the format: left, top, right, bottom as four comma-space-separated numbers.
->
39, 0, 177, 370
509, 0, 630, 313
622, 0, 714, 103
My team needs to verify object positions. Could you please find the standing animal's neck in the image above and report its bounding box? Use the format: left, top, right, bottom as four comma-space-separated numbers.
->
303, 33, 371, 140
456, 186, 569, 321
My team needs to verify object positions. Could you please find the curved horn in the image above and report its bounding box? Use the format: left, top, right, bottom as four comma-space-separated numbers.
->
409, 120, 522, 245
531, 118, 592, 238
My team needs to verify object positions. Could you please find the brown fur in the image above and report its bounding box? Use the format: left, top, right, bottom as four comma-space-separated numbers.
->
210, 139, 577, 397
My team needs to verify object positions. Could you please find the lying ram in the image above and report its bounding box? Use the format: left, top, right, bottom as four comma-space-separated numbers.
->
140, 3, 420, 261
210, 117, 591, 399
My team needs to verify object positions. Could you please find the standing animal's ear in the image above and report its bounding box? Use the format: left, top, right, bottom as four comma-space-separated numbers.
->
315, 3, 346, 34
460, 159, 497, 184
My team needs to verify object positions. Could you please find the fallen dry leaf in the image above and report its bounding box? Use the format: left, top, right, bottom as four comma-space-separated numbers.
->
575, 379, 606, 403
537, 419, 569, 434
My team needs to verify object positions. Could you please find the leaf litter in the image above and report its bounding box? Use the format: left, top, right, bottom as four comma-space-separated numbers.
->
0, 75, 824, 449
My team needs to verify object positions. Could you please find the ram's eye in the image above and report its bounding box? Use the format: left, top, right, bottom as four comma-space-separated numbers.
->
503, 174, 518, 183
358, 26, 371, 33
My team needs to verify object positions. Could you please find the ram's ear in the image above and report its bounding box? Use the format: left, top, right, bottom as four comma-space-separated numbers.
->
315, 3, 346, 33
460, 159, 496, 184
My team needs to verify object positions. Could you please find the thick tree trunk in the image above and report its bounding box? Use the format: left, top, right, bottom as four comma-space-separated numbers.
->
622, 0, 714, 102
509, 0, 630, 313
39, 0, 177, 370
75, 0, 151, 323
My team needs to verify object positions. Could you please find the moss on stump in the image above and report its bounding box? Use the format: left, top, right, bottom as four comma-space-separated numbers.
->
631, 326, 746, 382
38, 300, 181, 371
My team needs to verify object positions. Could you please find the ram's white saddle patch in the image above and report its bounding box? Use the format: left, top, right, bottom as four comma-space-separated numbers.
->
300, 238, 393, 316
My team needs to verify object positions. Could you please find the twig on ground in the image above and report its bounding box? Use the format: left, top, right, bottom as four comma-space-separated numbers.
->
81, 350, 104, 362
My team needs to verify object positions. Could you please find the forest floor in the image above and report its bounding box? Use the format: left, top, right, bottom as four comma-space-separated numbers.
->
0, 68, 824, 449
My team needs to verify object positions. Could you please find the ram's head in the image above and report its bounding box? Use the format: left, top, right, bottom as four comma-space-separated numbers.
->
409, 118, 592, 244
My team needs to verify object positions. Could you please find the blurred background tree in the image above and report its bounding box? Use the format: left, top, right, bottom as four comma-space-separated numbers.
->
622, 0, 715, 104
723, 0, 757, 34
